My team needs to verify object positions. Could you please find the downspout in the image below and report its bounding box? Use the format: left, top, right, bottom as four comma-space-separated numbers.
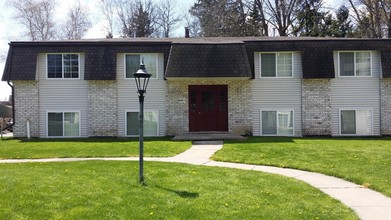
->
2, 44, 15, 132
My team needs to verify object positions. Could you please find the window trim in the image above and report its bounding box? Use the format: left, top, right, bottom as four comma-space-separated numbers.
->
123, 53, 159, 80
337, 51, 372, 77
46, 111, 81, 138
339, 108, 374, 136
125, 109, 159, 137
259, 52, 294, 78
260, 109, 295, 136
46, 53, 81, 80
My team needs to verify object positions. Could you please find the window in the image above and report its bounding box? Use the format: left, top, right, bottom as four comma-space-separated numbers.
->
340, 110, 372, 135
126, 111, 158, 136
125, 54, 157, 78
339, 51, 371, 76
48, 112, 80, 137
260, 52, 293, 77
262, 110, 293, 135
47, 54, 79, 78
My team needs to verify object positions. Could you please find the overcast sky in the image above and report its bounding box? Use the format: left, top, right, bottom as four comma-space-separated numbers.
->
0, 0, 342, 101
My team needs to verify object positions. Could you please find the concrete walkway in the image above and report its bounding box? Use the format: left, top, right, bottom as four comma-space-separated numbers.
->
1, 142, 391, 220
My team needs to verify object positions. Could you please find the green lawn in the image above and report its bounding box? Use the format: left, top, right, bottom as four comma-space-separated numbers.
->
0, 161, 357, 219
0, 137, 191, 159
212, 137, 391, 197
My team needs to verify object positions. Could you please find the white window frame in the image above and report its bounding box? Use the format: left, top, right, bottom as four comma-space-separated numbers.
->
338, 51, 372, 77
125, 110, 159, 137
124, 53, 159, 80
260, 109, 295, 136
259, 52, 294, 78
46, 111, 81, 138
46, 53, 81, 79
339, 108, 374, 136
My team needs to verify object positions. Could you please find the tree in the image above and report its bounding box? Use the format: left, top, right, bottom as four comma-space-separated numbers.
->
156, 0, 182, 37
249, 0, 269, 36
189, 0, 250, 37
117, 0, 158, 38
263, 0, 301, 36
348, 0, 391, 38
99, 0, 115, 38
184, 14, 202, 37
292, 0, 325, 36
334, 5, 353, 37
61, 2, 92, 40
8, 0, 56, 41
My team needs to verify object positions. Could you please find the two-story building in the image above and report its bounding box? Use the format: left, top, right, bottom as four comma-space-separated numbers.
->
2, 37, 391, 138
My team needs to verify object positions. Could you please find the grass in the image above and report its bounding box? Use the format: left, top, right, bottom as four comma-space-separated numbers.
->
0, 161, 358, 219
0, 137, 191, 159
212, 137, 391, 197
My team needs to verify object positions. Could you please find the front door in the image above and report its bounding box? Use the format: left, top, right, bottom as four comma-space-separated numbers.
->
189, 85, 228, 132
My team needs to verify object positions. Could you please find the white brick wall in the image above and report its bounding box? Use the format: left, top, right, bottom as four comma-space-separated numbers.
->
13, 81, 39, 137
381, 79, 391, 135
302, 79, 332, 136
166, 79, 252, 135
88, 81, 118, 136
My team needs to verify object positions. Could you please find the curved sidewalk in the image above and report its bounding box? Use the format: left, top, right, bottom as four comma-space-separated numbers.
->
1, 143, 391, 220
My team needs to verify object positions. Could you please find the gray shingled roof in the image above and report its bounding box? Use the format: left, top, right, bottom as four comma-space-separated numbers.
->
165, 43, 251, 78
2, 37, 391, 81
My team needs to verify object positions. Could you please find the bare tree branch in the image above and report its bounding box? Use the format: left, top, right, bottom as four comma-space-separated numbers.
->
9, 0, 57, 40
156, 0, 182, 37
99, 0, 116, 38
61, 1, 92, 40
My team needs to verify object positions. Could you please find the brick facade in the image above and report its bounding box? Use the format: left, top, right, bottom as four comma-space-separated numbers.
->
381, 79, 391, 135
88, 81, 118, 136
302, 79, 332, 136
166, 79, 252, 135
13, 81, 39, 137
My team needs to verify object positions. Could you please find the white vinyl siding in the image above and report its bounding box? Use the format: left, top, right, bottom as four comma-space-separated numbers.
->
37, 53, 88, 137
331, 51, 380, 136
117, 53, 166, 137
252, 52, 302, 136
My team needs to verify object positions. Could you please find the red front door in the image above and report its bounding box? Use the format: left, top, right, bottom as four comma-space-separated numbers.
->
189, 85, 228, 132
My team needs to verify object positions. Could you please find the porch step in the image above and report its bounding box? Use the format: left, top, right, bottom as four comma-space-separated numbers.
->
173, 132, 247, 141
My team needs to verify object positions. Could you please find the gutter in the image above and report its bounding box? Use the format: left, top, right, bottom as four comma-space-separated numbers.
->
1, 44, 14, 132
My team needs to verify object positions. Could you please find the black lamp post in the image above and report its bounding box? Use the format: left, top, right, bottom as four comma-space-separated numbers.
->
133, 60, 151, 184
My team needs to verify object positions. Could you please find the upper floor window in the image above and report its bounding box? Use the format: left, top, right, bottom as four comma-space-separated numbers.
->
125, 54, 157, 78
339, 51, 371, 77
260, 52, 293, 77
47, 54, 79, 78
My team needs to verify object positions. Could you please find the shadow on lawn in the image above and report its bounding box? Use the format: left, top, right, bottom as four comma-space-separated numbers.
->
225, 136, 295, 144
225, 136, 391, 144
156, 186, 199, 199
11, 137, 178, 143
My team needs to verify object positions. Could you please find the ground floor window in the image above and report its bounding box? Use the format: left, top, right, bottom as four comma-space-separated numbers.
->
126, 111, 158, 136
340, 109, 372, 135
261, 110, 293, 135
48, 112, 80, 137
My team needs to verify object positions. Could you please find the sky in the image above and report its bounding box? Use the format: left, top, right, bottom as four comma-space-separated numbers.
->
0, 0, 341, 101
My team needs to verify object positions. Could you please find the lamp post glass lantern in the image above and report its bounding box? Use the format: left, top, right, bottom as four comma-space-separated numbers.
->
133, 60, 151, 183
